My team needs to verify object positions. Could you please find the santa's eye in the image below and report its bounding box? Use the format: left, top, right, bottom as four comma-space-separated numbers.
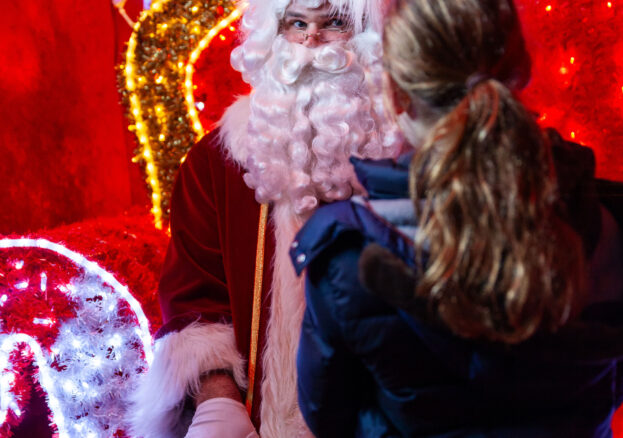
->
290, 20, 307, 30
326, 17, 346, 29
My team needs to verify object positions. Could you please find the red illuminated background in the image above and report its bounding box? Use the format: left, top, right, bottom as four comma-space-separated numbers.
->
0, 0, 620, 436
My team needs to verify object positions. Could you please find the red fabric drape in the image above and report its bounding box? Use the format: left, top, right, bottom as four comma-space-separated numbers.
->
0, 0, 145, 236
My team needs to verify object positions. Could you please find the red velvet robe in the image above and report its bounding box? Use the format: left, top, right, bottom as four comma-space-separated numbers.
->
157, 128, 275, 427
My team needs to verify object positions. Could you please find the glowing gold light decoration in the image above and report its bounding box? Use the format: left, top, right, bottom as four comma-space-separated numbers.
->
119, 0, 247, 229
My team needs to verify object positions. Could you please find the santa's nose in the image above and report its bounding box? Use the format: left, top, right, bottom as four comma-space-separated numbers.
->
302, 23, 321, 48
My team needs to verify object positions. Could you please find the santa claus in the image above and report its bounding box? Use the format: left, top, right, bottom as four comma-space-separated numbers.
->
129, 0, 401, 436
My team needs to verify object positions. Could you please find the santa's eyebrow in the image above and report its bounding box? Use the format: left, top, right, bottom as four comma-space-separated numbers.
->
284, 11, 306, 18
284, 11, 341, 20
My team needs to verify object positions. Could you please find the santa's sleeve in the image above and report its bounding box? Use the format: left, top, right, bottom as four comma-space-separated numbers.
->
129, 132, 247, 438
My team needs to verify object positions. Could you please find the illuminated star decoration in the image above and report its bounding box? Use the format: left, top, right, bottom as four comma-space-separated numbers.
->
0, 238, 153, 437
119, 0, 247, 229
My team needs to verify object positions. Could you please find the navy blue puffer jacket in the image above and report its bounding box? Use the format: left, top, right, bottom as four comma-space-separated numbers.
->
291, 148, 623, 437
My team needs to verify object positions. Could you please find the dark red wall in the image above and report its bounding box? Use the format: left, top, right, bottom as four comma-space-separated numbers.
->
0, 0, 146, 235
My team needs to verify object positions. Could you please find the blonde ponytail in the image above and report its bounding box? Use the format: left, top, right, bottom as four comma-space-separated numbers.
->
384, 0, 584, 342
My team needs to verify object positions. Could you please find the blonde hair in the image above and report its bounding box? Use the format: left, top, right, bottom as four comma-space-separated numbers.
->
384, 0, 584, 343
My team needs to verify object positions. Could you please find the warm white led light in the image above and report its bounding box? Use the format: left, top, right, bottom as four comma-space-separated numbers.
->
40, 273, 48, 292
14, 281, 28, 290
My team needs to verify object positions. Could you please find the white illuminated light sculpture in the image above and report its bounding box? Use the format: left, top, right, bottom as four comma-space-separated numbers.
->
0, 238, 154, 437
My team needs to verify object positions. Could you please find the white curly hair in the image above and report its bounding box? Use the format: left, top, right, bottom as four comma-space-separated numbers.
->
221, 0, 401, 216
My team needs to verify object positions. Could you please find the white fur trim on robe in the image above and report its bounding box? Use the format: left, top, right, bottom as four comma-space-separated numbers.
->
219, 95, 251, 165
128, 322, 247, 438
259, 203, 314, 438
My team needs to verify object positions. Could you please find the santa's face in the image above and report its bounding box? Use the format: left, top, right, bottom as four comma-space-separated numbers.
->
281, 1, 354, 48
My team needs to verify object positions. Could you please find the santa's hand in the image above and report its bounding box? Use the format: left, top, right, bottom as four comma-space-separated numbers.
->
185, 397, 259, 438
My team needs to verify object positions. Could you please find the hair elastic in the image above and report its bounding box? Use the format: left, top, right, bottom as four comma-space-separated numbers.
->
466, 72, 493, 90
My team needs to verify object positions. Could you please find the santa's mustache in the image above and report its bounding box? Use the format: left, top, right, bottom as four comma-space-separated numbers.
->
269, 36, 357, 85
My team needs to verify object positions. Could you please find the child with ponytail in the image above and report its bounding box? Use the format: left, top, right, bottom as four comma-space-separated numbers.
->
291, 0, 623, 436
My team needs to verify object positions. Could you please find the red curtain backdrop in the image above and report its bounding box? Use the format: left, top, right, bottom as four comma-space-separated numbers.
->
0, 0, 145, 236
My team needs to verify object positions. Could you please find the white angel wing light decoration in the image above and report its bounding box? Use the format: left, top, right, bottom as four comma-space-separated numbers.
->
0, 238, 153, 437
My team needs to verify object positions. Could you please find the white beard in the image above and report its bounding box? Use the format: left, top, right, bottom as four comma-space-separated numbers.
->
222, 34, 401, 217
259, 203, 311, 438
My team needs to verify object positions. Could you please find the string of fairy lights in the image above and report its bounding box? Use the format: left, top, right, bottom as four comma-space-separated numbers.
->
119, 0, 246, 229
184, 12, 242, 138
